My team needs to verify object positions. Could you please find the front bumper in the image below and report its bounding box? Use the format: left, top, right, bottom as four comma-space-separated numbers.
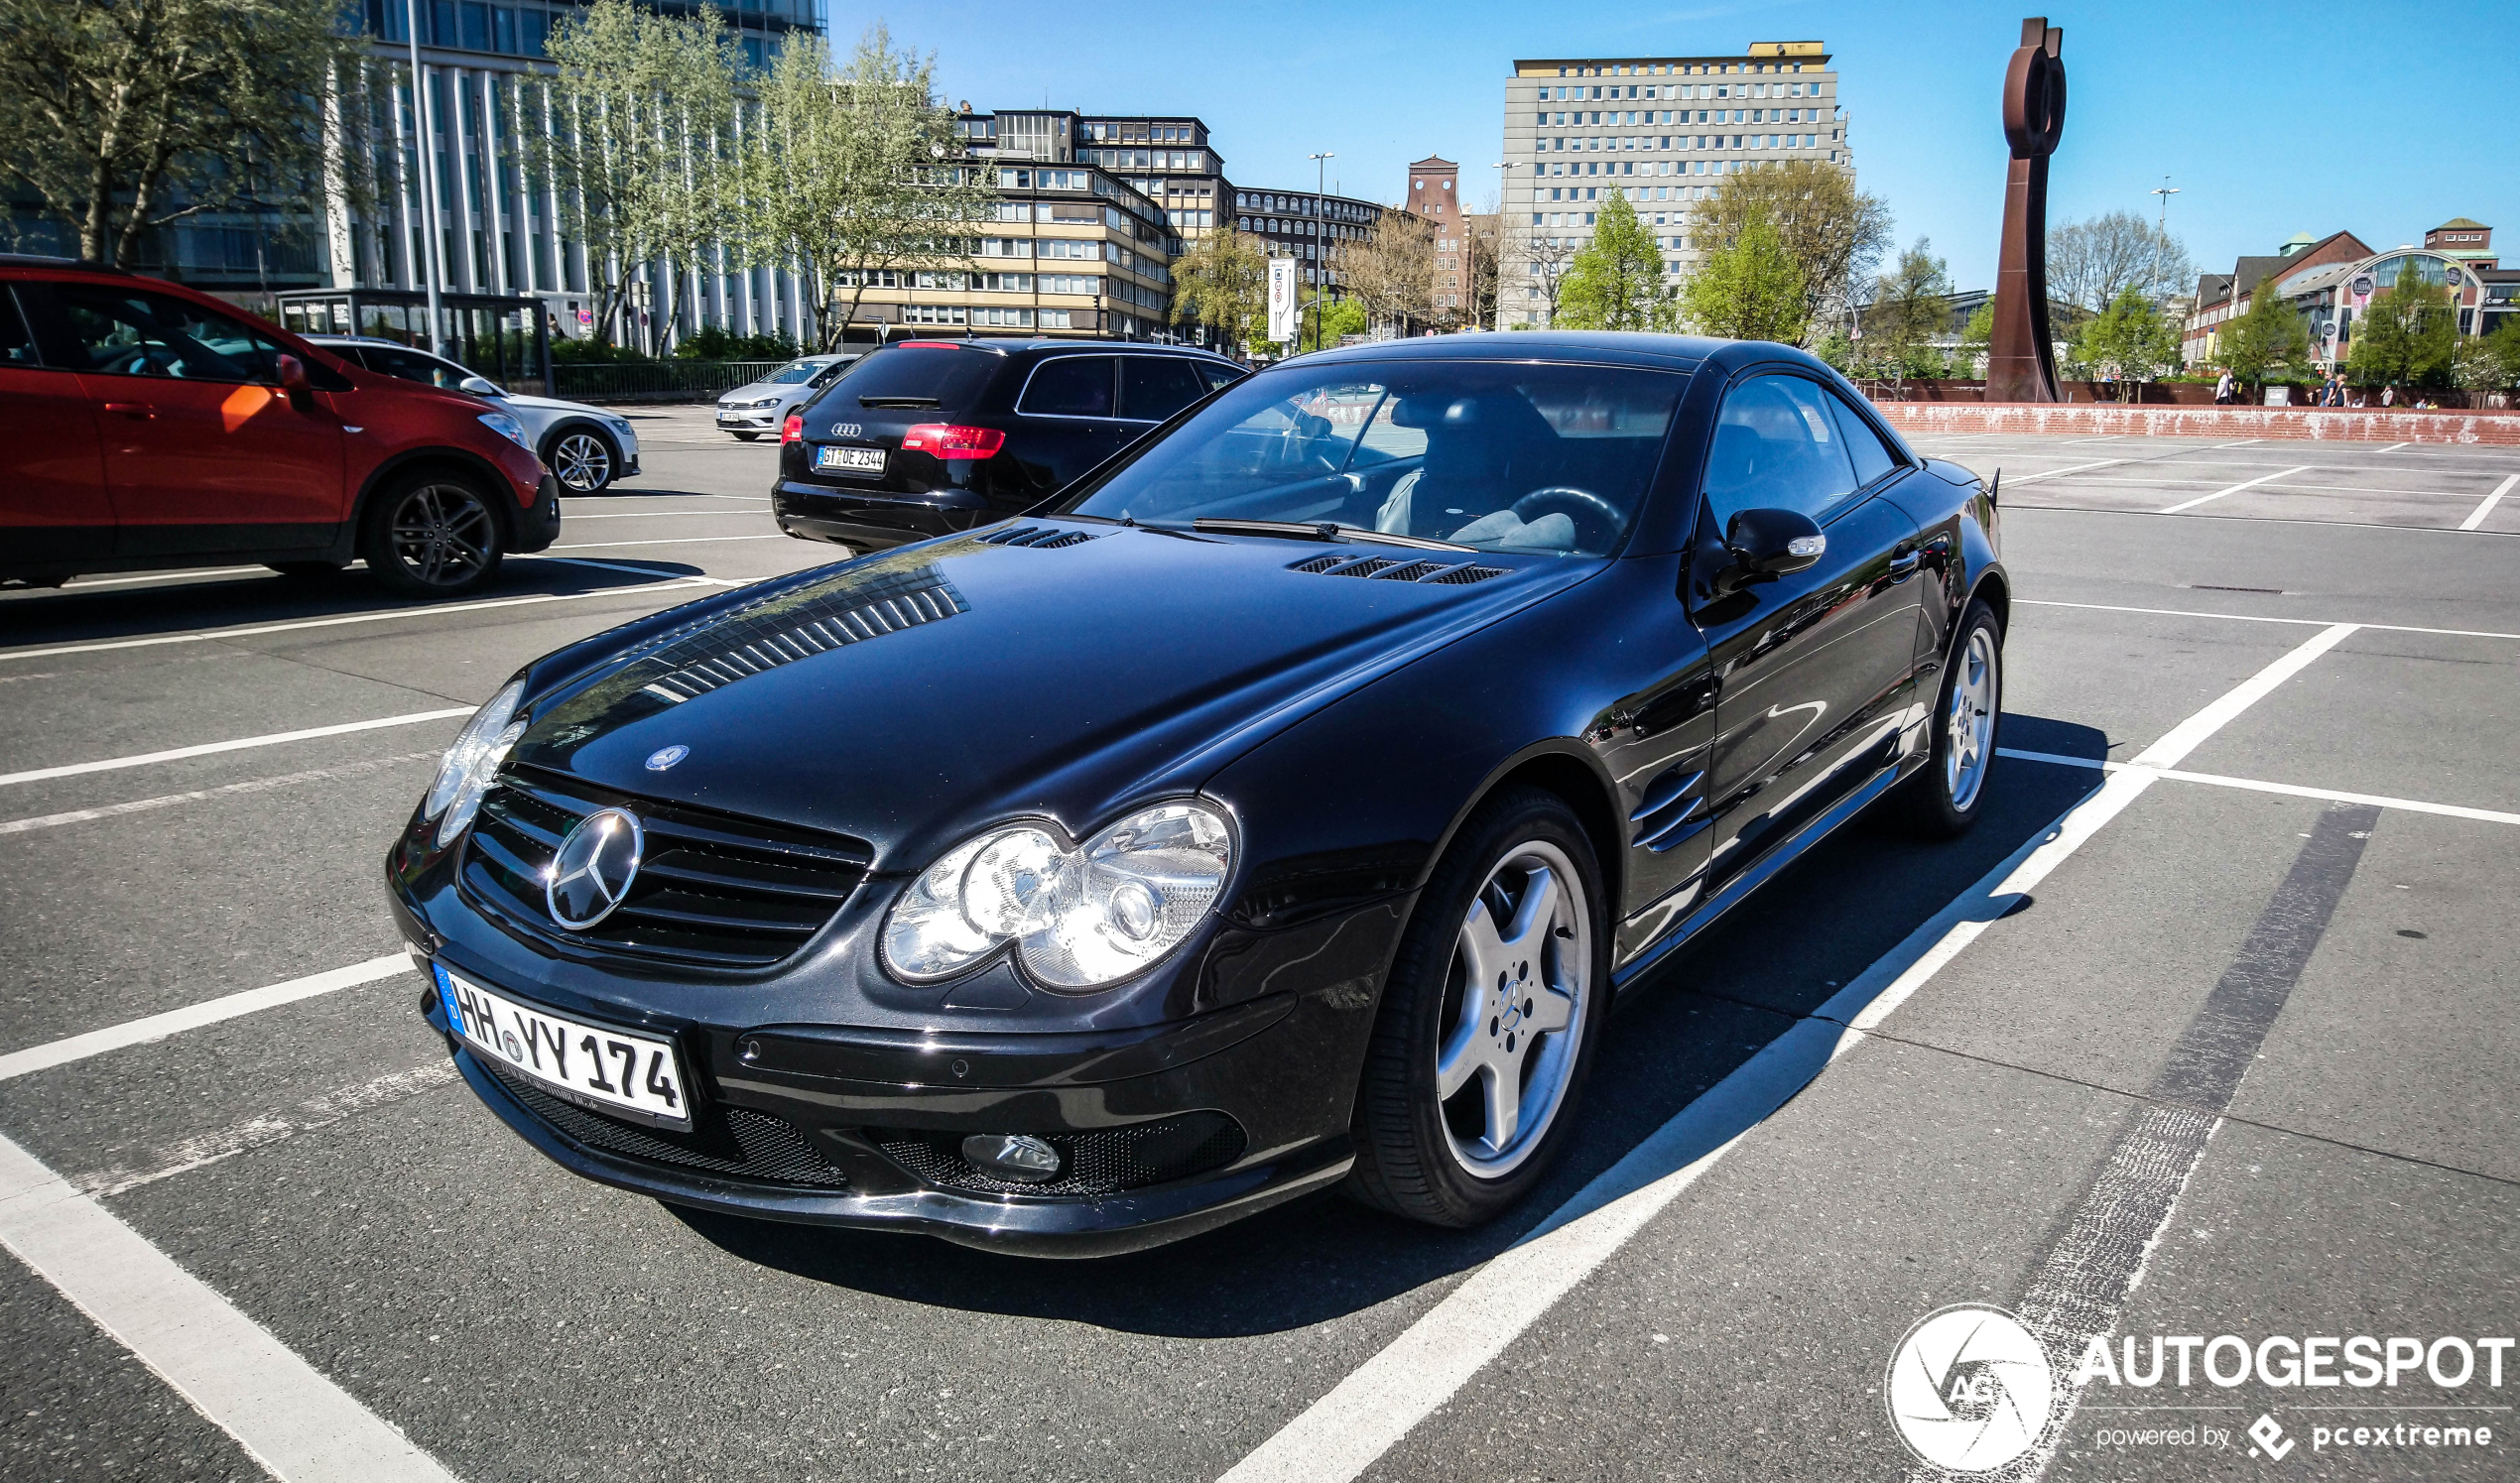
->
772, 479, 988, 550
513, 473, 563, 553
715, 407, 782, 432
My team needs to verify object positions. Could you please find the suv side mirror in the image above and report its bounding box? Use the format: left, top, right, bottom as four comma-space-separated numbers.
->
458, 374, 503, 397
276, 353, 311, 396
1721, 508, 1826, 587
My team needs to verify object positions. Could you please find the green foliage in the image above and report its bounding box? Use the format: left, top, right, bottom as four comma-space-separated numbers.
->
2456, 320, 2520, 392
2345, 259, 2459, 388
672, 326, 801, 361
1859, 238, 1952, 378
0, 0, 372, 266
1958, 304, 1994, 376
1298, 295, 1369, 352
2075, 286, 2183, 391
1679, 215, 1807, 343
1556, 192, 1669, 331
2215, 276, 2310, 388
1171, 230, 1269, 355
550, 337, 655, 364
1811, 330, 1855, 371
1687, 161, 1893, 333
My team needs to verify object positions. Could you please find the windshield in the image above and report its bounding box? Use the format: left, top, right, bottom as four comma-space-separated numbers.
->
810, 344, 1000, 413
765, 359, 823, 385
1059, 360, 1684, 556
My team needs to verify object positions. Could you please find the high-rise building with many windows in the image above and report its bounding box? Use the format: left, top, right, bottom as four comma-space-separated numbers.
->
1499, 40, 1853, 326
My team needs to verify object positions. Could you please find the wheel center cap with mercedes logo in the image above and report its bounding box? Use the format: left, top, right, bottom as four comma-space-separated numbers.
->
545, 806, 644, 929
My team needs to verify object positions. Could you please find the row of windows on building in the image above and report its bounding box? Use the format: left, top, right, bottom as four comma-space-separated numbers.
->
1536, 132, 1827, 158
1539, 60, 1821, 83
1535, 107, 1826, 129
1085, 150, 1211, 174
901, 305, 1077, 328
364, 0, 809, 65
1530, 190, 1718, 225
1531, 82, 1826, 112
1234, 192, 1375, 222
1537, 150, 1824, 187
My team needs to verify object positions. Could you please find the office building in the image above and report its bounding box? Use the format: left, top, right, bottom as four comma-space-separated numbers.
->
1406, 158, 1472, 316
1498, 40, 1853, 325
1231, 187, 1393, 292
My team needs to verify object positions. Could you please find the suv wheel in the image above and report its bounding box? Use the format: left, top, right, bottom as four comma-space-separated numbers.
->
362, 469, 506, 597
729, 431, 762, 442
546, 428, 617, 493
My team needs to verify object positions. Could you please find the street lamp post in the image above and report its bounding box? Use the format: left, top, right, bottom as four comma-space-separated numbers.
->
405, 0, 446, 355
1489, 160, 1509, 330
1309, 151, 1332, 350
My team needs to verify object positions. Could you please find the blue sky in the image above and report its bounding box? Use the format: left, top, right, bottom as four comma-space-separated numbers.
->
830, 0, 2518, 292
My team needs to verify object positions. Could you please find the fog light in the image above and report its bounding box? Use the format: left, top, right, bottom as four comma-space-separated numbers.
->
961, 1133, 1062, 1183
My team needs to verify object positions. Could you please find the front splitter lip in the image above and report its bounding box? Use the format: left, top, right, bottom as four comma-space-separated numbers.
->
448, 1044, 1354, 1258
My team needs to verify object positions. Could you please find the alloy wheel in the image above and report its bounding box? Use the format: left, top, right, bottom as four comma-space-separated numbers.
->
552, 432, 612, 492
386, 482, 496, 588
1436, 839, 1591, 1178
1945, 625, 1999, 810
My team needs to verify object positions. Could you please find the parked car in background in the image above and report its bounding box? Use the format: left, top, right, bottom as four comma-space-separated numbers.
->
714, 353, 861, 440
772, 339, 1243, 550
311, 335, 641, 495
0, 255, 558, 597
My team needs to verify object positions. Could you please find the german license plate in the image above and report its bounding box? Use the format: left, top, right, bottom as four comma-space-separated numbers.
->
436, 965, 692, 1129
817, 444, 885, 474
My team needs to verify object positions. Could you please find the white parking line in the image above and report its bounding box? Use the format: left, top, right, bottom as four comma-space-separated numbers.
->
2377, 441, 2410, 452
1215, 623, 2359, 1483
0, 752, 437, 836
0, 710, 470, 790
2457, 473, 2517, 531
0, 956, 411, 1081
0, 575, 716, 663
2159, 464, 2315, 513
60, 566, 274, 590
2017, 597, 2520, 642
549, 534, 791, 550
2003, 458, 2126, 485
0, 1133, 462, 1482
1993, 748, 2520, 825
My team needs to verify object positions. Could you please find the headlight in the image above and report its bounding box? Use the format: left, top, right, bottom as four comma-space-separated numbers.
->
423, 679, 527, 847
476, 411, 531, 450
882, 802, 1232, 990
603, 416, 635, 434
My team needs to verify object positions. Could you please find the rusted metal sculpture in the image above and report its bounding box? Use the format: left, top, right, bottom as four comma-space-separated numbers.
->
1987, 18, 2066, 403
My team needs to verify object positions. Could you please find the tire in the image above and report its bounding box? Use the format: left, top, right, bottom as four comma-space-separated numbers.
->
1344, 786, 1610, 1228
266, 560, 344, 581
545, 427, 618, 493
361, 469, 506, 598
1888, 597, 2003, 838
730, 432, 762, 442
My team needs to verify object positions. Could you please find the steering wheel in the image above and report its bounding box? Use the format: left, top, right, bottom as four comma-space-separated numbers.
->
1513, 486, 1622, 549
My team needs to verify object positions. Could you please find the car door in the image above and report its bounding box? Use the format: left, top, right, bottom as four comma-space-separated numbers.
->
1012, 354, 1130, 490
1688, 371, 1926, 887
49, 283, 345, 556
1117, 355, 1209, 433
0, 284, 113, 565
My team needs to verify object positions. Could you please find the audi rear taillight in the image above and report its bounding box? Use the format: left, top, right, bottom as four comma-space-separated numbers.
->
781, 412, 804, 443
899, 424, 1006, 460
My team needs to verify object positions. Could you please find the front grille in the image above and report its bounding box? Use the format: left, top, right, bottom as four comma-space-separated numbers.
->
480, 1055, 849, 1188
1288, 554, 1508, 584
873, 1111, 1246, 1197
459, 765, 871, 970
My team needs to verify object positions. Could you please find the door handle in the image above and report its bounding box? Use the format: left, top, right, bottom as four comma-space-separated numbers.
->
104, 402, 156, 420
1888, 542, 1921, 575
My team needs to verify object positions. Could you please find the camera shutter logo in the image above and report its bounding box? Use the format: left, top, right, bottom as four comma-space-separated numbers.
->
545, 807, 645, 929
1885, 1303, 2055, 1472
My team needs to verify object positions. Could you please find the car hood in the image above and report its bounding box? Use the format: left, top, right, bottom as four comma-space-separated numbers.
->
509, 527, 1595, 867
502, 392, 620, 420
715, 381, 799, 403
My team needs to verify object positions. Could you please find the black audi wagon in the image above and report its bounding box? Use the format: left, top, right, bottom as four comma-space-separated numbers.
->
771, 338, 1244, 550
389, 332, 2007, 1256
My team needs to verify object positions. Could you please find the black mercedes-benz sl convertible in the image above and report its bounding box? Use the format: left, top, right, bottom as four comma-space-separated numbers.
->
386, 332, 2006, 1256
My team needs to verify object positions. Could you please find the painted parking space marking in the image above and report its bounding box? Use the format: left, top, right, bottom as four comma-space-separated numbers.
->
548, 534, 792, 551
0, 956, 411, 1081
2159, 465, 2315, 514
2003, 459, 2127, 485
0, 1133, 462, 1483
1216, 623, 2359, 1483
0, 751, 438, 836
2457, 473, 2517, 531
1993, 748, 2520, 825
2016, 598, 2520, 643
0, 709, 470, 790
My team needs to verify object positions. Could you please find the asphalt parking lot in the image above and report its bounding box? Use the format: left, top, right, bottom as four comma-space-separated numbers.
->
2, 408, 2513, 1482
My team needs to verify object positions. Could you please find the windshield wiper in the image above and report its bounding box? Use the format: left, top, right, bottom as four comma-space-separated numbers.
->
858, 396, 938, 409
1190, 518, 1472, 553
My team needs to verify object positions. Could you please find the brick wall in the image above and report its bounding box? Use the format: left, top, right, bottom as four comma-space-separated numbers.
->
1871, 403, 2520, 446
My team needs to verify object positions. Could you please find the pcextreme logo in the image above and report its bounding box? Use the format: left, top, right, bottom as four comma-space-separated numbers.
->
1886, 1303, 2055, 1471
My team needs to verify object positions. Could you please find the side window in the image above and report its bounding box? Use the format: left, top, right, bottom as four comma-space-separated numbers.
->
1826, 389, 1900, 489
1119, 356, 1205, 421
57, 287, 282, 384
362, 345, 467, 390
1700, 374, 1858, 535
1194, 359, 1242, 391
0, 289, 38, 367
1019, 355, 1116, 418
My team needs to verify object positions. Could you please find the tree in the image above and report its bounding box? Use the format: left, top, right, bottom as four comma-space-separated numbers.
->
1170, 228, 1268, 355
1335, 210, 1434, 332
2076, 286, 2183, 397
1678, 215, 1806, 343
1462, 209, 1503, 330
740, 24, 995, 352
1556, 191, 1666, 331
2346, 258, 2458, 389
1958, 303, 1994, 378
0, 0, 372, 267
1686, 161, 1890, 336
2455, 320, 2520, 393
2048, 210, 2195, 315
1861, 238, 1953, 380
538, 0, 739, 349
1298, 294, 1367, 352
2214, 276, 2309, 391
1507, 226, 1575, 326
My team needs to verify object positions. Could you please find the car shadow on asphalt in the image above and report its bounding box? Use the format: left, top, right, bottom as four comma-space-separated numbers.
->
672, 716, 2111, 1337
0, 557, 709, 649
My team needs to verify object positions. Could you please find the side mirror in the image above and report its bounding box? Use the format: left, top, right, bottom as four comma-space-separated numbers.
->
276, 353, 311, 396
1721, 508, 1826, 586
458, 374, 504, 397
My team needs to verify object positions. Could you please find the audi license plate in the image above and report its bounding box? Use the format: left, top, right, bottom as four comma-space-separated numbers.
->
816, 444, 885, 474
436, 965, 692, 1129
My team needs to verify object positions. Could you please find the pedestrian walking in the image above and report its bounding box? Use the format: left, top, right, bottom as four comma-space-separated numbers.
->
2214, 369, 2235, 405
2382, 384, 2396, 408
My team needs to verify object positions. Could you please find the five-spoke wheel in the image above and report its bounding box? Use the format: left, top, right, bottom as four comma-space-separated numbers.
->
547, 429, 616, 493
1892, 597, 2003, 837
362, 472, 505, 597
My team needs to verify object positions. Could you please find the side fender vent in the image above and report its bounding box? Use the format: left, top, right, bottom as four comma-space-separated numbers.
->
980, 525, 1098, 549
1629, 766, 1711, 854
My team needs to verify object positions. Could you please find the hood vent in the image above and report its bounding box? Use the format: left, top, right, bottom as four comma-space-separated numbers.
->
979, 525, 1098, 549
638, 564, 967, 704
1289, 553, 1508, 585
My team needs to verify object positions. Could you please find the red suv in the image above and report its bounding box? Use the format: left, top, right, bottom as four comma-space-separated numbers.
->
0, 257, 560, 597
